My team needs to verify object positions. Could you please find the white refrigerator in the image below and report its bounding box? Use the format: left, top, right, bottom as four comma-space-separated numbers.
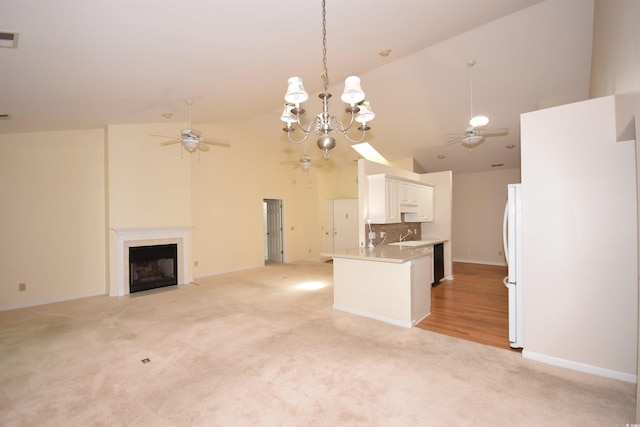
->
503, 183, 523, 349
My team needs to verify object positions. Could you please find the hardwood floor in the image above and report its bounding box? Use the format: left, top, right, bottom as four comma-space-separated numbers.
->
417, 262, 521, 352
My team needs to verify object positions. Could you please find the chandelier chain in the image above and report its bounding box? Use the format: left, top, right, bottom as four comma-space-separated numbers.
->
321, 0, 329, 90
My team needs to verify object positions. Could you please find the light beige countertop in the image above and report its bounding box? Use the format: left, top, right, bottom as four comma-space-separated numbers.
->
321, 239, 447, 264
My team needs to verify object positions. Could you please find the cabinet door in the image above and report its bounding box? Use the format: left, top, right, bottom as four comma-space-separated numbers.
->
399, 181, 411, 205
367, 175, 400, 224
385, 178, 400, 222
417, 185, 434, 222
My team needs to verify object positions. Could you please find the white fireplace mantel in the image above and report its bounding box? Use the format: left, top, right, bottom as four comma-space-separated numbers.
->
111, 226, 192, 297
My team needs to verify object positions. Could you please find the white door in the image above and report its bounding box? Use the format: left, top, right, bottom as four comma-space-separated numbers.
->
264, 199, 283, 262
324, 200, 335, 253
333, 199, 358, 252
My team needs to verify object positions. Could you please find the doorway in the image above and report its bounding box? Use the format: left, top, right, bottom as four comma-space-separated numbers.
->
263, 199, 284, 263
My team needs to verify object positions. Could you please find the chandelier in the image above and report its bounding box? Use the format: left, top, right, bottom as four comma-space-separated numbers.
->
280, 0, 375, 159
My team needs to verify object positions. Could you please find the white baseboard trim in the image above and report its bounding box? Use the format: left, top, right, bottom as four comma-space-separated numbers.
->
0, 291, 106, 312
194, 263, 266, 281
522, 350, 637, 383
452, 258, 507, 267
333, 304, 412, 329
412, 312, 431, 327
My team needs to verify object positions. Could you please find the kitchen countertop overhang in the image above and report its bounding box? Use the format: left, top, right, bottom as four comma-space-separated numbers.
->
321, 238, 447, 264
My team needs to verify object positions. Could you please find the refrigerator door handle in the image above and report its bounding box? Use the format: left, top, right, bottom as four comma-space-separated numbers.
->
502, 201, 509, 266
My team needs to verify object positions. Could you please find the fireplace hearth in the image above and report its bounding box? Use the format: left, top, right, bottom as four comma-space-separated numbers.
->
129, 244, 177, 293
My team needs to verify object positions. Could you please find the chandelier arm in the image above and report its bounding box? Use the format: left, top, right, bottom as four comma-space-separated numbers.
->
333, 111, 356, 133
294, 113, 317, 134
342, 128, 368, 144
286, 130, 310, 145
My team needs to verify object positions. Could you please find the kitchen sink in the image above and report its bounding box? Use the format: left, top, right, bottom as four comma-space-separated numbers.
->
388, 241, 431, 248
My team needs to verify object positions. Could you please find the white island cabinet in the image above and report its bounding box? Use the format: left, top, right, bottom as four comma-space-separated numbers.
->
322, 245, 434, 328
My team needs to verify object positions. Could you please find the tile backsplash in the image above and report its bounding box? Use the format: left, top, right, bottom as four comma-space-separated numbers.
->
366, 222, 421, 247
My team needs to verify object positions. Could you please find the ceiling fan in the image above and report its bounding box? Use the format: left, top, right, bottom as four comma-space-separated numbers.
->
444, 60, 508, 148
280, 141, 323, 172
150, 99, 230, 153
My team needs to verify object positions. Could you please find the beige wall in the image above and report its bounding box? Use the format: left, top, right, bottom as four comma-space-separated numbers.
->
451, 168, 521, 265
1, 118, 351, 309
590, 0, 640, 99
107, 123, 193, 227
0, 129, 107, 310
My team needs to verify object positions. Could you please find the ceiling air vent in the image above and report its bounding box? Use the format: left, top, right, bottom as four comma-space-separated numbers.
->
0, 32, 19, 49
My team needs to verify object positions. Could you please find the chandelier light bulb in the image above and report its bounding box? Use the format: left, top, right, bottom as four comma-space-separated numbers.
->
355, 100, 375, 125
280, 104, 297, 124
341, 76, 365, 105
284, 77, 309, 105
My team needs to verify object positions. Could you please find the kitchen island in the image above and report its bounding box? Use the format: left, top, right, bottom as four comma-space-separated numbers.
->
322, 240, 446, 328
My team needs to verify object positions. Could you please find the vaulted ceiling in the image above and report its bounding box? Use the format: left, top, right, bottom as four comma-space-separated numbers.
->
0, 0, 594, 173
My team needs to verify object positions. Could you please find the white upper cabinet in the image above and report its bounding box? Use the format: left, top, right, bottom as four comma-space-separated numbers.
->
368, 174, 434, 223
368, 174, 401, 223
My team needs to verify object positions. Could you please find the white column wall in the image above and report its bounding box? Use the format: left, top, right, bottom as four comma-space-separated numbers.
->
520, 95, 638, 381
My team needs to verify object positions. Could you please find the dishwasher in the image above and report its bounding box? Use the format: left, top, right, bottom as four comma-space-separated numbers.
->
432, 243, 444, 286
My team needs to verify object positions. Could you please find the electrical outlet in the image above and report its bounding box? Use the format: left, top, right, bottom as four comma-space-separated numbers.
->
498, 250, 503, 256
18, 283, 26, 292
368, 231, 375, 239
380, 231, 386, 238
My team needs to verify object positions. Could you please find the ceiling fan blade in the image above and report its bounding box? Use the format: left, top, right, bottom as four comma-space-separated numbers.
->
280, 160, 300, 166
159, 139, 180, 146
198, 143, 210, 152
480, 127, 509, 137
200, 138, 231, 148
444, 137, 463, 145
150, 132, 176, 139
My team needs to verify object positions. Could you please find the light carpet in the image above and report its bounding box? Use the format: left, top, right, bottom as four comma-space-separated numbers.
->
0, 261, 635, 426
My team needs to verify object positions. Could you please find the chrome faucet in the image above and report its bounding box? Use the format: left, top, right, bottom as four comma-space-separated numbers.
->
399, 229, 413, 242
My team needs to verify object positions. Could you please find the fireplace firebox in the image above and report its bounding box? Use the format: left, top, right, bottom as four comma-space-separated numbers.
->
129, 244, 178, 293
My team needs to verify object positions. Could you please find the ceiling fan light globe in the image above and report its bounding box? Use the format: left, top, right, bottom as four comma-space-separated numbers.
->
341, 76, 365, 105
183, 139, 199, 152
469, 115, 489, 127
462, 135, 484, 146
284, 77, 309, 105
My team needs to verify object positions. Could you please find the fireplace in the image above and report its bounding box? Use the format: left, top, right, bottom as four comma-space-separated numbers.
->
111, 226, 192, 297
129, 244, 178, 293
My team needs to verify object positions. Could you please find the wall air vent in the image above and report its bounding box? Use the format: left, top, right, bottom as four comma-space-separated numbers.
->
491, 163, 504, 168
0, 114, 10, 120
0, 32, 19, 49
